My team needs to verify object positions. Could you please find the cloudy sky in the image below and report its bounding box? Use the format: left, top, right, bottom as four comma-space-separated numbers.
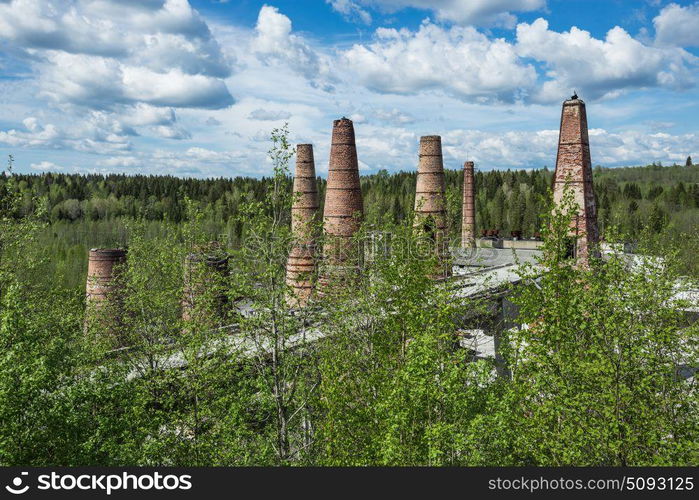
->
0, 0, 698, 178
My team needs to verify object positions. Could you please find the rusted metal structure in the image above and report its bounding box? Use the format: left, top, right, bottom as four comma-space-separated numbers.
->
320, 117, 364, 284
553, 95, 599, 261
414, 135, 450, 277
85, 248, 127, 333
182, 243, 229, 326
286, 144, 320, 306
461, 160, 476, 248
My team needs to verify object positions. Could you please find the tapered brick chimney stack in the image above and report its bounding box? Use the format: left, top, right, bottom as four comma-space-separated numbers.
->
286, 144, 319, 306
553, 94, 599, 261
321, 117, 363, 282
461, 160, 476, 248
182, 244, 229, 326
85, 248, 127, 332
414, 135, 450, 277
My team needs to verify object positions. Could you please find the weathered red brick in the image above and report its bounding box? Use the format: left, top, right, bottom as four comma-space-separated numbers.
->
553, 97, 599, 262
321, 118, 364, 284
414, 135, 450, 278
462, 161, 476, 248
286, 143, 320, 306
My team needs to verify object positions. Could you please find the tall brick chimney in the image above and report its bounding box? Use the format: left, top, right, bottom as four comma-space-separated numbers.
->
85, 248, 127, 333
286, 144, 319, 306
321, 117, 363, 282
414, 135, 450, 277
182, 243, 229, 326
553, 95, 599, 261
461, 160, 476, 249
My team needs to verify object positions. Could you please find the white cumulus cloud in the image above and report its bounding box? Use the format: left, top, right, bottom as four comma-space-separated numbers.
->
0, 0, 234, 110
654, 2, 699, 48
516, 18, 697, 102
342, 21, 536, 102
441, 128, 699, 169
0, 114, 133, 154
1, 2, 698, 177
252, 5, 326, 82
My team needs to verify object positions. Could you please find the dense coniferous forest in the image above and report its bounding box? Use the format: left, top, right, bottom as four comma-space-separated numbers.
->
2, 161, 698, 289
6, 162, 699, 233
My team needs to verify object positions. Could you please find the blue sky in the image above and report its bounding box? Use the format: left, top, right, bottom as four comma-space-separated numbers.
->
0, 0, 698, 178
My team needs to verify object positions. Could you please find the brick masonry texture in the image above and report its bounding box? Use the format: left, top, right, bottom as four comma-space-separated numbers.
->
286, 143, 320, 306
553, 98, 599, 262
414, 135, 450, 277
322, 118, 364, 278
86, 248, 127, 304
85, 248, 127, 335
462, 161, 476, 248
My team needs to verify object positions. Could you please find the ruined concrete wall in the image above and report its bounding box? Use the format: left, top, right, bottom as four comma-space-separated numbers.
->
500, 239, 545, 250
553, 97, 599, 261
286, 144, 319, 306
414, 135, 450, 277
462, 161, 476, 249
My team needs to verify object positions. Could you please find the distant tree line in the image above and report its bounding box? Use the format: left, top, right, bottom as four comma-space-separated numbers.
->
2, 162, 699, 243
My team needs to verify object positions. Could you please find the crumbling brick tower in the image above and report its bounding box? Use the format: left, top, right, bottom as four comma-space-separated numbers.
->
85, 248, 127, 334
414, 135, 450, 277
553, 95, 599, 262
182, 243, 229, 327
286, 144, 320, 306
321, 117, 364, 285
461, 160, 476, 249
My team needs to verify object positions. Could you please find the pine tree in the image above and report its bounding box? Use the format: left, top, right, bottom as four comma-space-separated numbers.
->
491, 190, 506, 232
522, 192, 538, 236
648, 203, 667, 233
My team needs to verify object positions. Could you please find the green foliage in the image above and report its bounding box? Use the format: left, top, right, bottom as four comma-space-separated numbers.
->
5, 160, 699, 289
314, 222, 492, 465
226, 123, 322, 464
466, 188, 698, 465
0, 157, 85, 464
0, 151, 696, 466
